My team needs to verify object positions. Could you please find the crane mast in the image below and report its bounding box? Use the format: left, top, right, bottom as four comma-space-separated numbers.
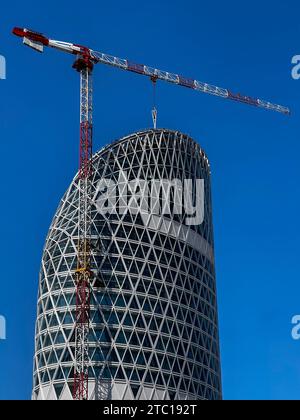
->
72, 56, 94, 401
12, 26, 290, 401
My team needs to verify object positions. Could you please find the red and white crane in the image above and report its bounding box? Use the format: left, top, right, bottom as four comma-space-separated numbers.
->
12, 27, 290, 401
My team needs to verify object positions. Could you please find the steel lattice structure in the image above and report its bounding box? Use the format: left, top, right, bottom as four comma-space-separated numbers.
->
72, 61, 93, 400
32, 130, 222, 401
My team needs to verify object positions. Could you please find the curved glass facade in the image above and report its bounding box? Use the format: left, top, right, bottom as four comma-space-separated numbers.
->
32, 129, 222, 400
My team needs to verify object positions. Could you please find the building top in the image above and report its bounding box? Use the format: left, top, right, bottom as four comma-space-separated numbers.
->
92, 129, 211, 173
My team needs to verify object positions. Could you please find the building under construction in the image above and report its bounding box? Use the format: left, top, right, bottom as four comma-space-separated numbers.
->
32, 129, 222, 400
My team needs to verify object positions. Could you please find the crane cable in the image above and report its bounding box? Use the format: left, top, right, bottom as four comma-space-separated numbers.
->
151, 76, 158, 129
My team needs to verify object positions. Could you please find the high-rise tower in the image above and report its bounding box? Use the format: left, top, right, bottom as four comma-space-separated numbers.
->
32, 129, 222, 400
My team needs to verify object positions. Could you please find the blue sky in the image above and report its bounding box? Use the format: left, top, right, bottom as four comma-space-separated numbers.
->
0, 0, 299, 400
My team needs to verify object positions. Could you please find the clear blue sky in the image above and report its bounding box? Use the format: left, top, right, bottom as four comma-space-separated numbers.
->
0, 0, 299, 400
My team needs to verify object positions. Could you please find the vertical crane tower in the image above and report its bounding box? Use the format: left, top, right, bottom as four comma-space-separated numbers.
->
72, 53, 93, 400
12, 27, 290, 401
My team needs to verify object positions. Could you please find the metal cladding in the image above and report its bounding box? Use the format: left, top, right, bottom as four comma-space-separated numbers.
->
32, 129, 222, 400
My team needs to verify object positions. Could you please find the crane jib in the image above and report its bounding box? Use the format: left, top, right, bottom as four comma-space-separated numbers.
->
12, 26, 290, 116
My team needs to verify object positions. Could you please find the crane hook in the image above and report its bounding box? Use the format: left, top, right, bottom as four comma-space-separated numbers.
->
152, 107, 157, 130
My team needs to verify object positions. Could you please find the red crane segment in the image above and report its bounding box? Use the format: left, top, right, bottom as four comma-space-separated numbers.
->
12, 26, 290, 401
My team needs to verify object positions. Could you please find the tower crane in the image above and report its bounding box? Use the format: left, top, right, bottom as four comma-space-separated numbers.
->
12, 26, 290, 401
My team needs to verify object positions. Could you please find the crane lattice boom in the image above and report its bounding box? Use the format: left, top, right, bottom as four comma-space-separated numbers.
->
13, 27, 290, 115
